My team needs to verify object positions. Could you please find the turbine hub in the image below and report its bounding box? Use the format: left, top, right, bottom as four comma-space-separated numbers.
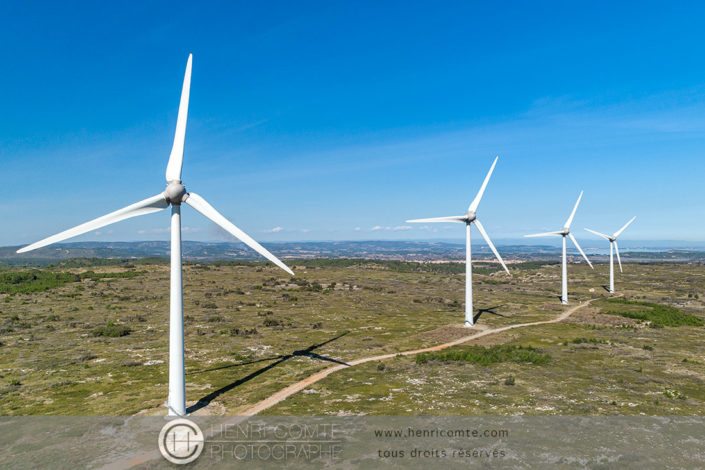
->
164, 182, 188, 205
466, 211, 476, 222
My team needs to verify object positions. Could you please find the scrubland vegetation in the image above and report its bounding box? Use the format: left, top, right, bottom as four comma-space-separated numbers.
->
0, 258, 702, 416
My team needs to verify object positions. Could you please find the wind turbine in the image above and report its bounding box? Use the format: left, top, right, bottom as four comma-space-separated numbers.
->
585, 216, 636, 293
16, 54, 294, 417
525, 191, 593, 305
406, 156, 510, 327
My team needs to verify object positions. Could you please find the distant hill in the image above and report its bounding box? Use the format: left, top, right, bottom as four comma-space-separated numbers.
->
0, 240, 703, 266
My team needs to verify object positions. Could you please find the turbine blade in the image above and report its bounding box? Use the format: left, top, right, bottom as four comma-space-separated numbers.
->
17, 194, 169, 253
563, 190, 583, 230
468, 156, 498, 213
584, 228, 611, 240
406, 216, 466, 223
614, 240, 623, 273
165, 54, 193, 182
613, 216, 636, 238
568, 233, 593, 269
524, 231, 563, 238
473, 219, 510, 274
185, 192, 294, 275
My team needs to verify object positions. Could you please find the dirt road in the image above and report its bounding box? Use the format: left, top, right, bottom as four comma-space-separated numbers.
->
239, 297, 597, 415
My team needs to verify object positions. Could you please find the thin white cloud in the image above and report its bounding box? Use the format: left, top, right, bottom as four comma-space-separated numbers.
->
264, 226, 283, 233
370, 225, 413, 232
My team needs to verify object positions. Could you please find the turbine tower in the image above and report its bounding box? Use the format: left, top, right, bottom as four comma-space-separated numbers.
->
525, 191, 593, 305
585, 216, 636, 293
406, 157, 510, 327
17, 54, 293, 417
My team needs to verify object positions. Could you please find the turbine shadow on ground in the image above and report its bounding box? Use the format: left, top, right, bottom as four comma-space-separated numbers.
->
473, 305, 505, 324
187, 332, 349, 414
188, 357, 279, 375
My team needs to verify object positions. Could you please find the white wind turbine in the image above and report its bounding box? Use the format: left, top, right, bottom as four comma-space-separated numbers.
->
525, 191, 593, 305
17, 54, 293, 417
406, 156, 510, 327
585, 216, 636, 293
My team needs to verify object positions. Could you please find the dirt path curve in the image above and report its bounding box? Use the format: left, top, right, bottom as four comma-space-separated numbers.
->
239, 297, 597, 416
102, 298, 596, 470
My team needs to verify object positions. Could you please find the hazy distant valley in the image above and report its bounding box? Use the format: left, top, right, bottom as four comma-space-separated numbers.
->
2, 240, 704, 266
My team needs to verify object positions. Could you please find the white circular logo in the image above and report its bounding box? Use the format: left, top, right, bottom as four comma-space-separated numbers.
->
158, 418, 205, 464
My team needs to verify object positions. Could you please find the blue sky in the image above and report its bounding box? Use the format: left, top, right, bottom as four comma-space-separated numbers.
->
2, 1, 705, 247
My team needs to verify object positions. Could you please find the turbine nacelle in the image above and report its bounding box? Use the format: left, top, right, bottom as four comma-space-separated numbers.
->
465, 210, 476, 223
163, 182, 188, 205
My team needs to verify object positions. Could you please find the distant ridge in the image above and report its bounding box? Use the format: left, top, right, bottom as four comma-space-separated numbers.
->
1, 240, 703, 266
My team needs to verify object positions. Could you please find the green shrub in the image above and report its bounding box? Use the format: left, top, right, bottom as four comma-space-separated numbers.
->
0, 269, 144, 295
416, 345, 550, 366
229, 327, 257, 336
604, 299, 704, 327
571, 338, 607, 344
93, 321, 131, 337
0, 271, 79, 295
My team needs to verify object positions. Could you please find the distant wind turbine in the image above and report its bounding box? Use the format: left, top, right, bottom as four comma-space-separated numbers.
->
585, 216, 636, 293
406, 156, 510, 327
17, 54, 294, 416
525, 191, 593, 305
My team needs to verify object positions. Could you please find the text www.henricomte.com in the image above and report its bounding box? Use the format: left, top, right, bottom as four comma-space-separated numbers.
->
374, 428, 509, 439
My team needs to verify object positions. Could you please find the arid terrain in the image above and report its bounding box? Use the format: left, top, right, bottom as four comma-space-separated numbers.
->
0, 258, 703, 416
